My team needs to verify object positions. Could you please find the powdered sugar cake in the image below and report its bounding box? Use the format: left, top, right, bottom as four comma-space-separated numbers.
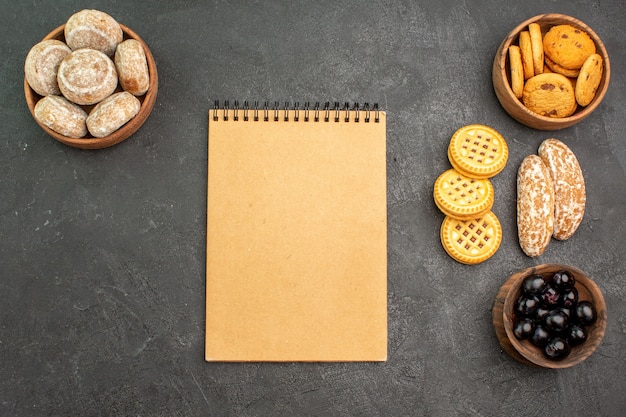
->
517, 154, 555, 256
538, 139, 586, 240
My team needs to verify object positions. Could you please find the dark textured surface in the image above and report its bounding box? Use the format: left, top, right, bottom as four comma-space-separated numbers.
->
1, 1, 625, 416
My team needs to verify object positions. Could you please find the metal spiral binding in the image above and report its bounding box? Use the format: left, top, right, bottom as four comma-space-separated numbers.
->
212, 100, 380, 123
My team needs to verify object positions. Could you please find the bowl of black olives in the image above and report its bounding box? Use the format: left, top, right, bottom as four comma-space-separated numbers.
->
493, 264, 607, 368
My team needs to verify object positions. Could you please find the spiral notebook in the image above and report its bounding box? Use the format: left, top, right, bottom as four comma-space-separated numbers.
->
206, 101, 387, 362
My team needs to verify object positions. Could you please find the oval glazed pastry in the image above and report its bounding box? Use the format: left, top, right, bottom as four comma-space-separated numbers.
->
86, 91, 141, 137
57, 48, 118, 106
34, 95, 88, 138
517, 154, 555, 257
24, 40, 72, 96
115, 39, 150, 96
538, 139, 586, 240
64, 9, 123, 56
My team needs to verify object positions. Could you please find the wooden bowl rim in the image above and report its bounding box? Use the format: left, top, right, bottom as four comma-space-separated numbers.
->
500, 264, 607, 369
493, 13, 611, 130
24, 23, 158, 149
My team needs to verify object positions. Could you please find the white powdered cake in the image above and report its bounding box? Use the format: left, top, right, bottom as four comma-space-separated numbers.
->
34, 95, 88, 138
517, 154, 555, 257
538, 139, 586, 240
57, 48, 118, 106
24, 40, 71, 96
64, 9, 123, 56
115, 39, 150, 96
86, 91, 140, 138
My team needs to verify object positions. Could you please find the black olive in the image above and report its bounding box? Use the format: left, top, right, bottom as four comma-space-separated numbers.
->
522, 274, 547, 295
544, 337, 571, 360
575, 301, 597, 326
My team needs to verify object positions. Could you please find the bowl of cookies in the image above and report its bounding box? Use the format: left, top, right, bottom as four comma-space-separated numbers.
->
492, 264, 607, 368
24, 9, 158, 149
492, 14, 610, 130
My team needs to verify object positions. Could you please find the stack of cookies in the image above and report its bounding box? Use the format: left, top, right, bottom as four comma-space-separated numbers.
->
434, 125, 509, 264
508, 23, 604, 117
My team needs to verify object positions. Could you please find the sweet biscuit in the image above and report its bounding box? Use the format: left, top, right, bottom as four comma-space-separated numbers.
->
57, 48, 118, 106
440, 212, 502, 265
517, 154, 554, 257
64, 9, 123, 56
34, 95, 88, 138
567, 76, 577, 91
433, 169, 494, 220
448, 124, 508, 179
24, 40, 72, 97
543, 24, 596, 70
115, 39, 150, 96
86, 91, 141, 137
575, 53, 603, 107
544, 55, 580, 78
522, 73, 577, 118
519, 31, 534, 80
538, 139, 586, 240
508, 45, 524, 99
528, 23, 544, 74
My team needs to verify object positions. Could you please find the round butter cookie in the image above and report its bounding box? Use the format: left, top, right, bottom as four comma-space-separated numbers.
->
57, 48, 118, 106
87, 91, 141, 137
434, 169, 494, 220
528, 23, 544, 74
575, 53, 603, 107
25, 40, 72, 96
519, 30, 534, 80
115, 39, 150, 96
545, 56, 580, 78
440, 211, 502, 265
64, 9, 123, 56
522, 73, 577, 118
34, 95, 88, 138
508, 45, 524, 99
448, 124, 509, 179
543, 24, 595, 70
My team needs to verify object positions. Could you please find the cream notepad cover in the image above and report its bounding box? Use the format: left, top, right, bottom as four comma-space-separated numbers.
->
206, 103, 387, 362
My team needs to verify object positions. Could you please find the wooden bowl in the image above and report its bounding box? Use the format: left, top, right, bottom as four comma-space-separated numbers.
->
24, 24, 158, 149
492, 14, 610, 130
492, 264, 607, 368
